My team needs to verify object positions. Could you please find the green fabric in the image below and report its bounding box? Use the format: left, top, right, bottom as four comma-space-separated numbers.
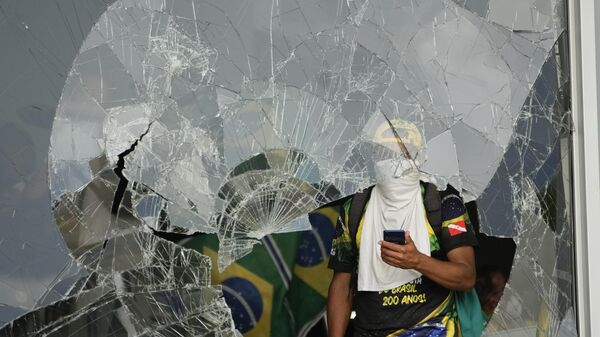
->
182, 233, 299, 337
286, 274, 328, 335
455, 289, 488, 337
181, 204, 337, 337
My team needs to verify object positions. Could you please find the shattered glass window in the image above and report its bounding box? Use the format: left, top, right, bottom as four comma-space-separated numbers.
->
0, 0, 576, 336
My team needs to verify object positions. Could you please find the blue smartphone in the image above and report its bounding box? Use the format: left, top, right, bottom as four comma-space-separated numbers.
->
383, 229, 406, 245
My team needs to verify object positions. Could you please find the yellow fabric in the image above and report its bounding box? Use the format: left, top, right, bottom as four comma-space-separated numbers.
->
203, 247, 274, 337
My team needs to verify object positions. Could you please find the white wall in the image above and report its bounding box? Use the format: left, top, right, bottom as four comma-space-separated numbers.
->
569, 0, 600, 335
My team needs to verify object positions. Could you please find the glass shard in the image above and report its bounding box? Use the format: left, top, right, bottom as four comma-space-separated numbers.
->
0, 0, 575, 336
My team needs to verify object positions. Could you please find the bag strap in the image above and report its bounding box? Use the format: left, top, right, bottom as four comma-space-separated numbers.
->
342, 185, 373, 292
422, 181, 443, 237
342, 182, 446, 292
345, 182, 444, 247
347, 186, 374, 249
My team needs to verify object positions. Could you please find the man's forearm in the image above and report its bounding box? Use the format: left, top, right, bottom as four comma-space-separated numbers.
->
327, 273, 353, 337
415, 252, 475, 291
380, 236, 476, 292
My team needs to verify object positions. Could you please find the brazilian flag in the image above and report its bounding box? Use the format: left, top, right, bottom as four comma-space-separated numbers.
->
180, 205, 338, 337
286, 206, 338, 336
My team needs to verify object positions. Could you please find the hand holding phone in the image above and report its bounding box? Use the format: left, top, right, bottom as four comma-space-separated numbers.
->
383, 229, 406, 245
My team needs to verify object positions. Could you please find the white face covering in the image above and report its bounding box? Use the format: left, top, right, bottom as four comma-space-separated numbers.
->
357, 158, 432, 291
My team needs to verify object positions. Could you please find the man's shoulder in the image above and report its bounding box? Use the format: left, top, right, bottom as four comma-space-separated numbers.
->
419, 182, 466, 223
437, 186, 467, 221
424, 182, 464, 205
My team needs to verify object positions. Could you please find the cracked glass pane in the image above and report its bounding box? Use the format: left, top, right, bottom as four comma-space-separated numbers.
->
0, 0, 575, 336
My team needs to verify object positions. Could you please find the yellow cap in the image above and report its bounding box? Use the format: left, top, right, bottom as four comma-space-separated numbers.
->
372, 119, 423, 152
